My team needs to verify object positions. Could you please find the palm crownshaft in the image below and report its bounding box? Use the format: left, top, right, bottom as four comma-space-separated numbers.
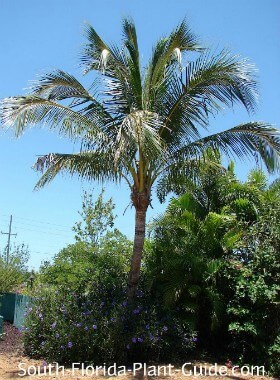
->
1, 18, 280, 299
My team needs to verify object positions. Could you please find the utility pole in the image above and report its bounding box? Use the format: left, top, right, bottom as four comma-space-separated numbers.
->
1, 215, 17, 264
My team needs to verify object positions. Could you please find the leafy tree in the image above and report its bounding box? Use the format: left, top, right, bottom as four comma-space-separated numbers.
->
73, 189, 116, 244
1, 19, 280, 299
40, 233, 132, 293
40, 193, 132, 292
0, 243, 30, 293
39, 241, 94, 292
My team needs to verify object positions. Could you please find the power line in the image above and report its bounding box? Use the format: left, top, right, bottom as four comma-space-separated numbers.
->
0, 213, 74, 229
32, 250, 55, 256
13, 226, 73, 239
12, 220, 73, 234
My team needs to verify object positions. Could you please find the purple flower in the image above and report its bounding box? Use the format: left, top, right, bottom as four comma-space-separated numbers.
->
126, 344, 130, 350
68, 342, 73, 348
145, 324, 150, 330
193, 337, 198, 342
55, 333, 60, 338
162, 326, 168, 332
132, 337, 137, 343
122, 301, 128, 307
40, 341, 45, 346
92, 325, 97, 330
133, 309, 140, 314
76, 323, 82, 328
110, 318, 116, 322
42, 360, 47, 367
60, 345, 65, 350
84, 326, 88, 331
137, 337, 143, 343
51, 322, 57, 329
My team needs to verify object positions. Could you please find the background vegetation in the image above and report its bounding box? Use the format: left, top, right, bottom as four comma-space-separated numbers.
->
0, 243, 30, 294
21, 165, 280, 375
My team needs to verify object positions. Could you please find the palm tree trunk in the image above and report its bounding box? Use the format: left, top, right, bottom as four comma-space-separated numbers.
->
127, 206, 147, 300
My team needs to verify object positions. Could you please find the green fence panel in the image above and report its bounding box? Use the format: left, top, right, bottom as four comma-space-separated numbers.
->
0, 315, 3, 335
13, 294, 31, 329
0, 293, 16, 322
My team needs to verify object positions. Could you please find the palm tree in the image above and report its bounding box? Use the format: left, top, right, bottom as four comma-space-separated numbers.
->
1, 18, 280, 299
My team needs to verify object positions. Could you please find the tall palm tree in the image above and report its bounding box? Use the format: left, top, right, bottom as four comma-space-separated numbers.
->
1, 18, 280, 299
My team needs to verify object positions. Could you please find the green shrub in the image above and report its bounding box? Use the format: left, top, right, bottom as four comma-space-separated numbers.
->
23, 285, 197, 364
39, 230, 132, 293
268, 334, 280, 377
0, 244, 30, 293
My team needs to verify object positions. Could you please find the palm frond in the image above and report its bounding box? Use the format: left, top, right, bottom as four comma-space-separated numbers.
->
81, 23, 142, 116
80, 22, 142, 118
167, 193, 207, 220
155, 156, 225, 202
184, 50, 258, 113
157, 50, 258, 149
28, 70, 94, 102
122, 17, 142, 109
143, 19, 201, 108
0, 96, 107, 142
172, 122, 280, 173
268, 178, 280, 193
148, 19, 201, 86
81, 23, 128, 75
33, 151, 127, 189
114, 110, 164, 163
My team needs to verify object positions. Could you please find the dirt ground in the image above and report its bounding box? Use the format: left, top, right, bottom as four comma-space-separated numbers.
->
0, 322, 277, 380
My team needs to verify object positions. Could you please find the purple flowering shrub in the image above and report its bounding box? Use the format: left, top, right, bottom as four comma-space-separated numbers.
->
23, 285, 197, 364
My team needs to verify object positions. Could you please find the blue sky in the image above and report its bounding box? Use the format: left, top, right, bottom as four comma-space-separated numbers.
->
0, 0, 279, 269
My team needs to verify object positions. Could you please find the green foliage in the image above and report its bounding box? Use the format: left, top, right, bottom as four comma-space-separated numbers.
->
148, 166, 280, 375
40, 191, 132, 292
226, 195, 280, 374
146, 192, 238, 348
0, 244, 29, 293
28, 166, 279, 374
40, 230, 132, 293
268, 335, 280, 376
247, 169, 268, 191
73, 190, 116, 244
39, 241, 95, 292
29, 188, 197, 364
23, 285, 197, 364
